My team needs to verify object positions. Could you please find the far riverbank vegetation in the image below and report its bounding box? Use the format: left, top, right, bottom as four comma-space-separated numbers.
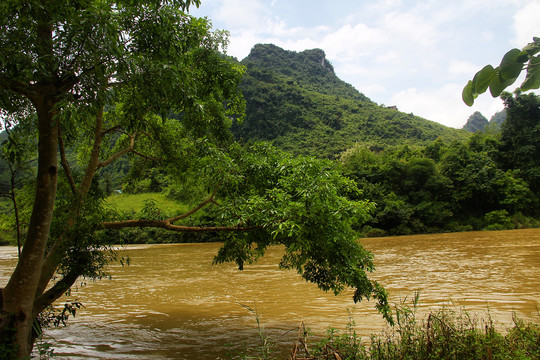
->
2, 92, 540, 245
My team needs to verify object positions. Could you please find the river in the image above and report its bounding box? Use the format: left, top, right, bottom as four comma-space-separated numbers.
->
1, 229, 539, 359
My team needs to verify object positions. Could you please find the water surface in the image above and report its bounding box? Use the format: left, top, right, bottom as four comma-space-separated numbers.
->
1, 229, 539, 359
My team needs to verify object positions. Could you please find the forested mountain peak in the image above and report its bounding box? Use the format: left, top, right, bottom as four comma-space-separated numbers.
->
463, 111, 489, 132
247, 44, 334, 74
242, 44, 370, 102
462, 110, 507, 133
233, 44, 467, 158
490, 109, 507, 126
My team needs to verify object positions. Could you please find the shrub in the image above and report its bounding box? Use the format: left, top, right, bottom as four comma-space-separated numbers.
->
484, 210, 514, 230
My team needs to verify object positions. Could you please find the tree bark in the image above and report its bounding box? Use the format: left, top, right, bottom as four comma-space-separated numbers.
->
0, 14, 61, 358
0, 95, 59, 359
36, 106, 106, 301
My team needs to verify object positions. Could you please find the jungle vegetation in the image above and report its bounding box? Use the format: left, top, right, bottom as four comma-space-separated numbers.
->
0, 2, 539, 357
0, 1, 391, 357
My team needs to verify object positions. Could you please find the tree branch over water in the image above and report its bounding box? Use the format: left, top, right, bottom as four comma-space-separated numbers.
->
101, 219, 262, 232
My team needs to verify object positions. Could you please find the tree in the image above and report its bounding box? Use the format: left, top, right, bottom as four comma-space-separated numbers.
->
463, 37, 540, 106
497, 91, 540, 194
0, 1, 389, 358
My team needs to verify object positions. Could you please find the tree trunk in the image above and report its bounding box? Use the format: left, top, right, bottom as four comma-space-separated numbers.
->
0, 95, 59, 358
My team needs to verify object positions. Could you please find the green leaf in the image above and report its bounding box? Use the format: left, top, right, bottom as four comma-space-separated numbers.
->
500, 48, 524, 81
472, 65, 495, 94
521, 55, 540, 91
517, 50, 531, 63
521, 39, 540, 58
489, 68, 517, 98
462, 80, 475, 106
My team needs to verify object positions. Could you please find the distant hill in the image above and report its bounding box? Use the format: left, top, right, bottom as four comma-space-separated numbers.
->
232, 44, 468, 158
490, 109, 507, 126
462, 109, 507, 133
463, 111, 489, 132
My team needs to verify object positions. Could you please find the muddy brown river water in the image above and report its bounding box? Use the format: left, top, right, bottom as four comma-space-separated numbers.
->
1, 229, 539, 359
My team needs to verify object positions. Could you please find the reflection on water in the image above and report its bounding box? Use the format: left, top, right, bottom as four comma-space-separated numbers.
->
1, 229, 539, 359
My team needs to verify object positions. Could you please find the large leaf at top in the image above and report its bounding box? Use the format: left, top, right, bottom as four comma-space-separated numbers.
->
520, 37, 540, 58
521, 55, 540, 91
489, 67, 518, 98
500, 48, 524, 81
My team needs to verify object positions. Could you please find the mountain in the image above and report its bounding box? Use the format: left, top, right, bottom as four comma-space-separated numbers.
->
232, 44, 468, 158
463, 111, 489, 132
462, 109, 507, 134
490, 109, 507, 126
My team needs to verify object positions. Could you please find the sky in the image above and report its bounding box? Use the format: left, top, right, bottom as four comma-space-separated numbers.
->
189, 0, 540, 129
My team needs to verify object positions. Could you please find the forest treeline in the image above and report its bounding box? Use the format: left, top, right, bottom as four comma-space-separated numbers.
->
342, 91, 540, 236
1, 45, 539, 244
98, 91, 540, 242
5, 90, 534, 244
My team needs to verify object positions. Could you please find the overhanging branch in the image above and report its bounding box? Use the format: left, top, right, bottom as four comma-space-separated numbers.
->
130, 149, 161, 162
101, 125, 122, 136
33, 270, 79, 317
168, 181, 222, 224
97, 132, 136, 168
97, 132, 161, 168
101, 218, 262, 232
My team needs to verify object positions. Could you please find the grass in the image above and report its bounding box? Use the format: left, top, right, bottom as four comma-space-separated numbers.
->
104, 192, 189, 217
232, 294, 540, 360
101, 192, 220, 243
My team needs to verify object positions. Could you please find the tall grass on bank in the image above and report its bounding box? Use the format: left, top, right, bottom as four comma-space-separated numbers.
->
310, 296, 539, 360
233, 295, 540, 360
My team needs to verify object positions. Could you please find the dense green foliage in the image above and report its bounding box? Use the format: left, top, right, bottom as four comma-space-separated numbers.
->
498, 92, 540, 193
232, 44, 467, 158
341, 92, 540, 236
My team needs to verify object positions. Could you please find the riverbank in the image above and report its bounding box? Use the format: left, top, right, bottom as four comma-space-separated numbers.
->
239, 304, 540, 360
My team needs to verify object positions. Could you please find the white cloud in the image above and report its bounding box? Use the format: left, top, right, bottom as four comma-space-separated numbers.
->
227, 32, 262, 58
212, 0, 270, 32
480, 31, 495, 42
382, 11, 439, 47
319, 23, 386, 59
448, 60, 480, 78
513, 1, 540, 46
391, 84, 504, 129
192, 0, 533, 129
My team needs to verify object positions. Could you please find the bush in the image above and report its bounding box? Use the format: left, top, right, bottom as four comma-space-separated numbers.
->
363, 227, 387, 238
292, 295, 540, 360
484, 210, 514, 230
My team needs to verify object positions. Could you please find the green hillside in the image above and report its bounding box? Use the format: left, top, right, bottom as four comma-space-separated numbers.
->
232, 44, 468, 158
